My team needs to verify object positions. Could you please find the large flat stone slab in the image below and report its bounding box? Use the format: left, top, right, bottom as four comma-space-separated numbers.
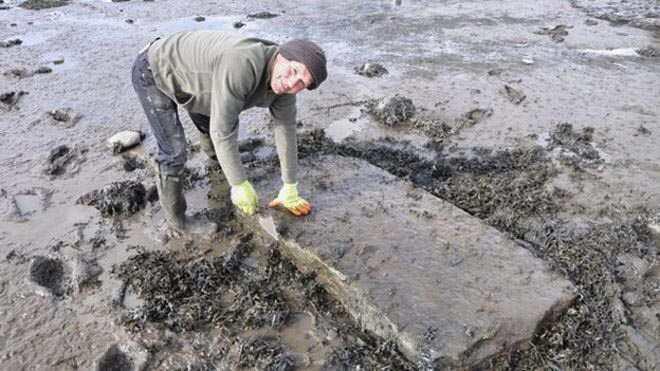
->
249, 155, 575, 368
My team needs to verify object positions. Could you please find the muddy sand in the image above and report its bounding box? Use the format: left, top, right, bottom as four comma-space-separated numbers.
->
1, 0, 659, 370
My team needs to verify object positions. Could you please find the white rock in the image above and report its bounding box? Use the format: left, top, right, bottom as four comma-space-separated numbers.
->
107, 130, 143, 154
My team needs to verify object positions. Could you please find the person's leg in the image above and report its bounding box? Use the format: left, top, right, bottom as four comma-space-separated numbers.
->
188, 112, 217, 162
131, 51, 216, 236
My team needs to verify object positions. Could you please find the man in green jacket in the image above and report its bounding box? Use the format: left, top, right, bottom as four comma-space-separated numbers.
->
131, 31, 327, 236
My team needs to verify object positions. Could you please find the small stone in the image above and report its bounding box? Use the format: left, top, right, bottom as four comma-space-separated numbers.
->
34, 66, 52, 74
622, 291, 642, 307
247, 11, 279, 19
194, 16, 205, 22
53, 59, 64, 65
355, 62, 388, 78
125, 19, 134, 24
233, 21, 245, 28
107, 130, 144, 154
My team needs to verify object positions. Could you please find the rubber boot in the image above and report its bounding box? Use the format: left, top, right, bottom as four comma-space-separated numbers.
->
199, 133, 218, 163
156, 168, 218, 237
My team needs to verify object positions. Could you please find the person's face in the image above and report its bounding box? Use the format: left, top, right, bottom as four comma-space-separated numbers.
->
271, 54, 314, 95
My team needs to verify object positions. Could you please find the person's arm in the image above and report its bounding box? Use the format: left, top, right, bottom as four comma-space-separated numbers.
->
270, 94, 297, 184
268, 95, 311, 216
210, 51, 259, 186
210, 51, 261, 215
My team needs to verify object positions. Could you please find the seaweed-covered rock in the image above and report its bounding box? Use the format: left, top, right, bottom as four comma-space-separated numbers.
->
355, 63, 388, 77
367, 95, 416, 127
77, 181, 147, 217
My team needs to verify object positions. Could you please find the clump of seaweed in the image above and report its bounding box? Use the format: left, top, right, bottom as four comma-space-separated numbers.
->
115, 239, 290, 333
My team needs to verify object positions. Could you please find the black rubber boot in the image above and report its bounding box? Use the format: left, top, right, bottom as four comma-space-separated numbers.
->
156, 168, 217, 237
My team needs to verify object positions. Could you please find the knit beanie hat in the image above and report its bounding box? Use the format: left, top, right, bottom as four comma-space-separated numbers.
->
279, 39, 327, 90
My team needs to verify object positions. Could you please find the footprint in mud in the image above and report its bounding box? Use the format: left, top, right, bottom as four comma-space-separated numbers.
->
97, 345, 133, 371
30, 256, 66, 297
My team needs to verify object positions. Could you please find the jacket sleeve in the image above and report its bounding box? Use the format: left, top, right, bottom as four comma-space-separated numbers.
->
209, 51, 260, 186
270, 94, 298, 184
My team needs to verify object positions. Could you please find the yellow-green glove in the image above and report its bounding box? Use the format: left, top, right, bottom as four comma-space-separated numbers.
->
230, 180, 258, 215
268, 183, 312, 216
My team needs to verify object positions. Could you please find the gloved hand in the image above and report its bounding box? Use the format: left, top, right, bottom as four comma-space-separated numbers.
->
230, 180, 258, 215
268, 183, 312, 216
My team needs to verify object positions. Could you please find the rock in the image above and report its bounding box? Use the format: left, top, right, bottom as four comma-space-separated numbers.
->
233, 21, 245, 28
34, 66, 52, 74
534, 24, 571, 42
247, 11, 279, 19
71, 255, 103, 289
248, 155, 576, 368
637, 46, 659, 58
456, 108, 493, 128
355, 63, 388, 78
194, 16, 205, 22
502, 85, 526, 105
0, 38, 22, 48
47, 108, 82, 128
622, 291, 642, 307
107, 130, 144, 154
367, 94, 416, 127
0, 91, 28, 111
76, 180, 147, 217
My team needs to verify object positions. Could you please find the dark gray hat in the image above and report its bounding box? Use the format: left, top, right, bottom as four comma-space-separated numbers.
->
279, 39, 327, 90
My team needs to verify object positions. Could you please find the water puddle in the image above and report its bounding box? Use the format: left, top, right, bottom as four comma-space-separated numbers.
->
13, 194, 42, 216
579, 48, 639, 57
326, 117, 364, 142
